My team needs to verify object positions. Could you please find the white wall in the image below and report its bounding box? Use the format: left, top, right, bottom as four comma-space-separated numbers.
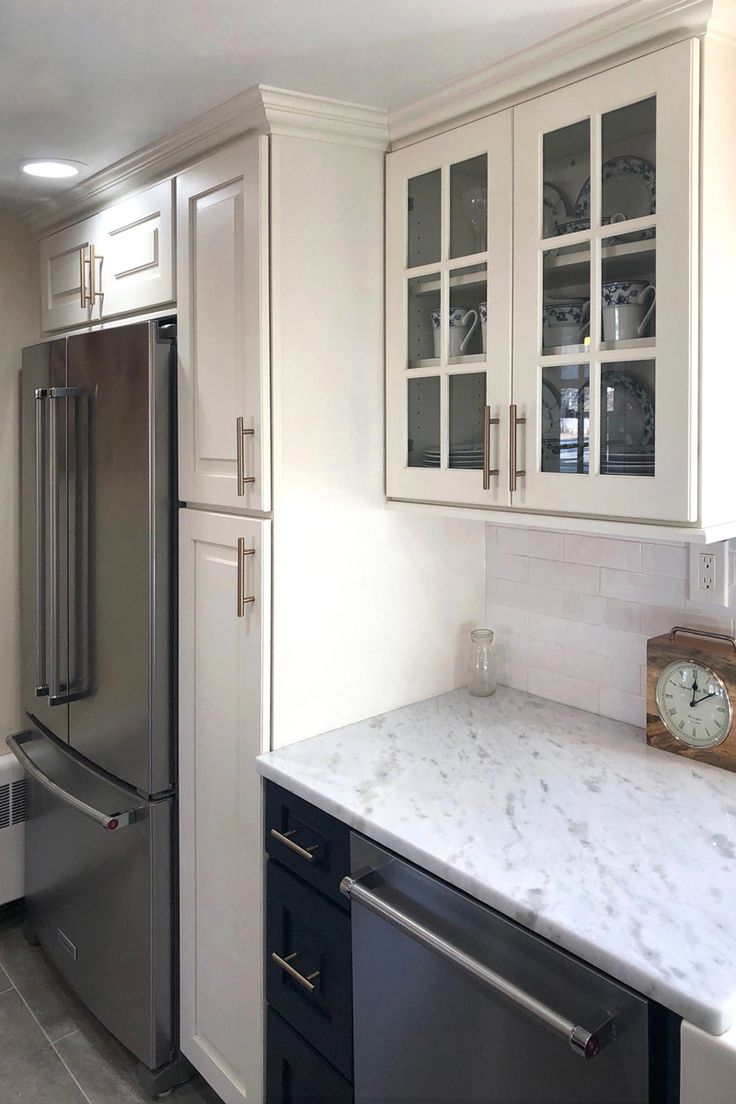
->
486, 523, 736, 727
0, 214, 39, 738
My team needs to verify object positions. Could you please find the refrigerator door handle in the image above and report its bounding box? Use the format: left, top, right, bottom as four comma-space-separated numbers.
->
34, 390, 49, 697
6, 732, 143, 832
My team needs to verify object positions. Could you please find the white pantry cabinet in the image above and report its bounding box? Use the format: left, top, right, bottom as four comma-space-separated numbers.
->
179, 508, 270, 1104
177, 137, 270, 513
38, 179, 174, 331
386, 33, 736, 538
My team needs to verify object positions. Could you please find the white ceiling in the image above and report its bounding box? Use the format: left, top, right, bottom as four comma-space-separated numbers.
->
1, 0, 624, 212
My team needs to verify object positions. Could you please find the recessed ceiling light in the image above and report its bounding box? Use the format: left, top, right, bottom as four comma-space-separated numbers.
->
20, 159, 86, 179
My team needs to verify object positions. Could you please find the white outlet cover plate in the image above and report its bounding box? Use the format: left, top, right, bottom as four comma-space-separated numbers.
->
687, 541, 729, 608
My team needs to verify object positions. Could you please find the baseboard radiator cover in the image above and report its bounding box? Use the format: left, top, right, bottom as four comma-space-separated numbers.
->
0, 753, 26, 906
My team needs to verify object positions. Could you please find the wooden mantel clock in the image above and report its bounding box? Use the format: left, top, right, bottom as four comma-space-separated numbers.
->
647, 626, 736, 772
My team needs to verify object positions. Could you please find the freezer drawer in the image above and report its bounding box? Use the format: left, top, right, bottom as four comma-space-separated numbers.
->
10, 728, 174, 1070
347, 834, 656, 1104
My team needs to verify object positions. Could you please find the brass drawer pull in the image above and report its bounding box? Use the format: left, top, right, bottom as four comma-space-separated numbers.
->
482, 405, 500, 491
509, 403, 526, 493
271, 952, 320, 992
270, 827, 319, 863
236, 538, 256, 617
79, 247, 88, 308
236, 416, 256, 495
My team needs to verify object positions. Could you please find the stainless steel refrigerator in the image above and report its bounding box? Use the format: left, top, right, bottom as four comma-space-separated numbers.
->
8, 319, 184, 1095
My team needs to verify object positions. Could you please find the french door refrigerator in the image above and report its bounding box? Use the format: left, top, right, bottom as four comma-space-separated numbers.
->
8, 319, 181, 1092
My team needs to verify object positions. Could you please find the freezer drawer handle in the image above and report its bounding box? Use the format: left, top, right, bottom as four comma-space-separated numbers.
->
6, 732, 143, 832
340, 868, 617, 1060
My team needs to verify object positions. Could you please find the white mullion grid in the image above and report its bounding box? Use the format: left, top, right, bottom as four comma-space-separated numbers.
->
589, 110, 603, 479
599, 345, 657, 364
440, 162, 451, 469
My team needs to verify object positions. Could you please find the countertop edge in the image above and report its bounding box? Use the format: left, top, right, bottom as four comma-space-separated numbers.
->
256, 756, 733, 1036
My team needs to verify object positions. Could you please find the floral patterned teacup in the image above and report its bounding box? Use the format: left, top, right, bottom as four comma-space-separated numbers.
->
601, 282, 655, 341
480, 302, 487, 353
432, 307, 479, 358
542, 300, 590, 349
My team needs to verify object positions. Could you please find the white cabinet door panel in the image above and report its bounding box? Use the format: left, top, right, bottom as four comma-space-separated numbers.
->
39, 216, 102, 332
99, 179, 175, 316
177, 137, 270, 511
179, 509, 270, 1104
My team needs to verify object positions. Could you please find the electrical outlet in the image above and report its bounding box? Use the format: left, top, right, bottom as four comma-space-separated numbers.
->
688, 541, 729, 607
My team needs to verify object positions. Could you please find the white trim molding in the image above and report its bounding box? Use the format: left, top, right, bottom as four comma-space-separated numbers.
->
388, 0, 721, 146
21, 84, 389, 236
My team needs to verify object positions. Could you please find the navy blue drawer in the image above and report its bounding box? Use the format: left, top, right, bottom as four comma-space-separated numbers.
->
266, 1008, 353, 1104
265, 781, 351, 909
266, 859, 353, 1080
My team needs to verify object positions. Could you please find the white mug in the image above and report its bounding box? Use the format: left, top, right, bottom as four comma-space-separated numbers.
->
602, 286, 656, 341
432, 307, 479, 358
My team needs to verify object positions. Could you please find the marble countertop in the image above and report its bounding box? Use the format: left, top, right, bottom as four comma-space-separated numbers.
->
256, 686, 736, 1035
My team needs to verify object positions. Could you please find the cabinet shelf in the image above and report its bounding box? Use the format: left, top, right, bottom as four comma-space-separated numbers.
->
412, 270, 486, 295
544, 238, 655, 292
413, 354, 487, 369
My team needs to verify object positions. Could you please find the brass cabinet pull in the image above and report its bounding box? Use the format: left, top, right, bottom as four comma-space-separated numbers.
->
509, 404, 526, 493
80, 245, 103, 308
236, 416, 256, 495
482, 405, 500, 491
89, 245, 101, 303
270, 827, 318, 863
79, 247, 88, 308
236, 537, 256, 617
271, 952, 320, 993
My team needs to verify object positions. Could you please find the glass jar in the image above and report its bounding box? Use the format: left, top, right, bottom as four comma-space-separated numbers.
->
468, 629, 497, 697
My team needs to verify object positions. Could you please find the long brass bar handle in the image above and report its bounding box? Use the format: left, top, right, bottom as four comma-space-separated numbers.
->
236, 537, 256, 618
270, 827, 318, 863
482, 405, 500, 491
88, 245, 103, 303
79, 247, 88, 308
509, 404, 526, 494
271, 952, 320, 993
235, 416, 256, 495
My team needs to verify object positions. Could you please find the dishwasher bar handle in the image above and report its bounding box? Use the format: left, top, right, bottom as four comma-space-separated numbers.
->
340, 868, 616, 1060
6, 733, 142, 832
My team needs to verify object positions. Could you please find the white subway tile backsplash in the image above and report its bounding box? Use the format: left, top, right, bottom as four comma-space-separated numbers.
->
528, 557, 600, 595
486, 525, 735, 730
600, 567, 686, 608
528, 667, 600, 713
563, 534, 641, 571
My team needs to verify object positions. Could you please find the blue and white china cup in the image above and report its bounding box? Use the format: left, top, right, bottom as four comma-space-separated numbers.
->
480, 302, 487, 353
602, 284, 656, 341
432, 306, 479, 357
542, 300, 590, 349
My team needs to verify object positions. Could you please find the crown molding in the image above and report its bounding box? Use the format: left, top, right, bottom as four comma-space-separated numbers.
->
388, 0, 719, 147
21, 84, 389, 236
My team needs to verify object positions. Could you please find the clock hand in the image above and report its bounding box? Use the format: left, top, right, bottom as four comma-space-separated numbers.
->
692, 692, 716, 707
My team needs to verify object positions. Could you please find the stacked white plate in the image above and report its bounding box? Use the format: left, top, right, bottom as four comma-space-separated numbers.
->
422, 443, 484, 469
601, 447, 654, 475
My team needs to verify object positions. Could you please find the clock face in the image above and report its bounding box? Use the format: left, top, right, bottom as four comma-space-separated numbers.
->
655, 660, 733, 749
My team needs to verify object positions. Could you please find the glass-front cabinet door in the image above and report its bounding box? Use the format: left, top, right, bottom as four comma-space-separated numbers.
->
512, 40, 697, 522
386, 112, 512, 507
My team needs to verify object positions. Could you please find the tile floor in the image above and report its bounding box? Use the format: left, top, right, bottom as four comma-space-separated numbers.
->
0, 904, 223, 1103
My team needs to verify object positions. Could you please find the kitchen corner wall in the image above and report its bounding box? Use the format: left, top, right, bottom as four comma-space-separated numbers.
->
0, 214, 39, 737
485, 524, 736, 728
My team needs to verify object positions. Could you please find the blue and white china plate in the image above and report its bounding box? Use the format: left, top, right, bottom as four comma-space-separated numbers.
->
599, 369, 655, 449
574, 156, 656, 223
543, 182, 570, 237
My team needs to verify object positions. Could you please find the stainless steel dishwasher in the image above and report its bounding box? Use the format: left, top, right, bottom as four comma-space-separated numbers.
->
342, 835, 676, 1103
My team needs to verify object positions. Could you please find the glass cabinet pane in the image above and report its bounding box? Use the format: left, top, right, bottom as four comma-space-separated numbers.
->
542, 119, 590, 237
408, 169, 441, 267
407, 377, 440, 467
601, 232, 656, 347
541, 364, 589, 474
407, 273, 440, 368
450, 155, 487, 258
449, 373, 485, 469
600, 361, 655, 476
601, 97, 656, 227
449, 264, 487, 360
543, 248, 589, 355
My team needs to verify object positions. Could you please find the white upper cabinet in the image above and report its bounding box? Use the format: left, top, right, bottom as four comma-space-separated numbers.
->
177, 136, 271, 512
386, 38, 714, 534
386, 113, 513, 508
512, 40, 696, 523
97, 179, 175, 317
39, 179, 175, 332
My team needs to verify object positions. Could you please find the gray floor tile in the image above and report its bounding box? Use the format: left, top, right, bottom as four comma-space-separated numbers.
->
0, 988, 87, 1103
56, 1019, 224, 1104
0, 923, 97, 1043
